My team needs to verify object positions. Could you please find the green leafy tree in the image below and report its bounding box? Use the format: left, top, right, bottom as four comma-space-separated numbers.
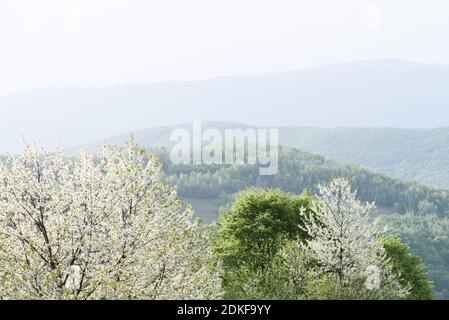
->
214, 188, 312, 298
381, 235, 434, 300
380, 213, 449, 299
215, 189, 312, 269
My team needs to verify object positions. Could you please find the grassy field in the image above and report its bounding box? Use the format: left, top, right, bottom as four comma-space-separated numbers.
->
182, 197, 223, 224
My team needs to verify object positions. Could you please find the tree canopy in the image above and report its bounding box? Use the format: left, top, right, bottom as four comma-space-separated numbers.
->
0, 139, 220, 299
380, 236, 434, 300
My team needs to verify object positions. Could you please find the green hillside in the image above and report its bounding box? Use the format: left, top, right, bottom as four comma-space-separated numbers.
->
153, 146, 449, 299
78, 122, 449, 190
281, 127, 449, 190
155, 146, 449, 219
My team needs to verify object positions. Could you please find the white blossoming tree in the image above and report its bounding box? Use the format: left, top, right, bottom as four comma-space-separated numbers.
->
299, 178, 409, 299
0, 137, 221, 300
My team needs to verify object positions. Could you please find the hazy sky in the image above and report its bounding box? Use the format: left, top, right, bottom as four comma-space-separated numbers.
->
1, 0, 449, 95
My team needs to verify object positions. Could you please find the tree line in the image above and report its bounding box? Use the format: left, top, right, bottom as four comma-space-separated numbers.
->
157, 147, 449, 217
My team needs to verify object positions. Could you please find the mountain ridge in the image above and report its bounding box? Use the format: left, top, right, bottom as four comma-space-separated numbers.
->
2, 59, 449, 152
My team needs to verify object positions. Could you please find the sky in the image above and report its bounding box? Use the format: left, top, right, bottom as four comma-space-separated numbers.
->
0, 0, 449, 95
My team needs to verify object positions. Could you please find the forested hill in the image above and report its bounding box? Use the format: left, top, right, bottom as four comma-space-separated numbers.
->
78, 122, 449, 190
280, 127, 449, 190
154, 146, 449, 220
153, 146, 449, 299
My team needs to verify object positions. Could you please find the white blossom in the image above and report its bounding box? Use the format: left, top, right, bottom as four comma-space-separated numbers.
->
300, 178, 409, 298
0, 137, 221, 300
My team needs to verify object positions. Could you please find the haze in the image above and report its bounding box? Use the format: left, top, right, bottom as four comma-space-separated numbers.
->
1, 0, 449, 95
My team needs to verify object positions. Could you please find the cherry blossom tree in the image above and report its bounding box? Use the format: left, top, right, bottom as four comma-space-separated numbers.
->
299, 178, 409, 299
0, 137, 221, 299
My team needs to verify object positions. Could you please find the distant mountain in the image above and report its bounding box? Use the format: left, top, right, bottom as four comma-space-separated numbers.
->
2, 59, 449, 152
75, 122, 449, 190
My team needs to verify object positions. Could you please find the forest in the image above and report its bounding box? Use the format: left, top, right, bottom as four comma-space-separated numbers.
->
157, 146, 449, 216
91, 122, 449, 190
155, 146, 449, 299
0, 139, 440, 299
